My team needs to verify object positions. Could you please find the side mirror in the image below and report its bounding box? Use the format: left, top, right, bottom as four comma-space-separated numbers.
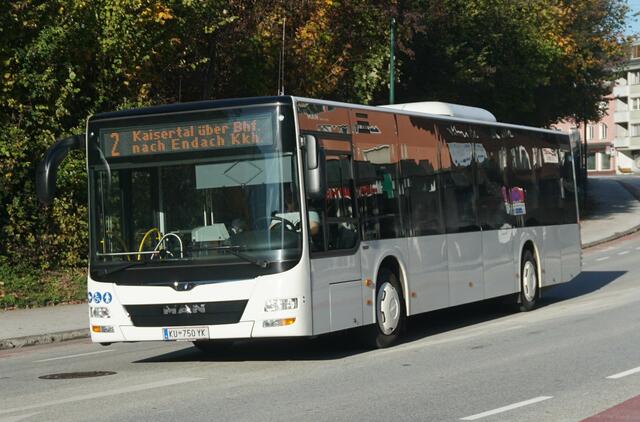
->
36, 134, 85, 205
303, 134, 326, 200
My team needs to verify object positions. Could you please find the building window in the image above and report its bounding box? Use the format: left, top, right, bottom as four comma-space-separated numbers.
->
632, 45, 640, 59
632, 98, 640, 110
586, 125, 594, 140
630, 71, 640, 85
599, 123, 608, 140
632, 124, 640, 137
600, 153, 612, 170
587, 152, 596, 170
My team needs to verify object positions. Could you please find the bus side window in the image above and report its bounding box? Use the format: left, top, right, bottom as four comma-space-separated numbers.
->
352, 110, 401, 240
397, 115, 444, 236
476, 127, 513, 230
325, 154, 358, 250
557, 134, 578, 224
438, 124, 478, 233
308, 152, 358, 252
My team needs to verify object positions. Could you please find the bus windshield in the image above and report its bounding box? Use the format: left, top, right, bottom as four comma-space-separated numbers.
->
88, 105, 302, 277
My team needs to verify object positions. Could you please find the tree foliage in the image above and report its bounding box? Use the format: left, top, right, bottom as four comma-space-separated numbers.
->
396, 0, 630, 126
0, 0, 631, 304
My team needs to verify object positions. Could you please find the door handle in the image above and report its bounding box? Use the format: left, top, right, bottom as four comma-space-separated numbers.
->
362, 244, 370, 250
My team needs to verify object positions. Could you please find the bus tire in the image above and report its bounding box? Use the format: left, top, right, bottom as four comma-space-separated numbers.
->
362, 267, 406, 349
519, 250, 538, 312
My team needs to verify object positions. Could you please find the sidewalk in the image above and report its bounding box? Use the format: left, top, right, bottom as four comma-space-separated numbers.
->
0, 303, 88, 349
2, 177, 640, 350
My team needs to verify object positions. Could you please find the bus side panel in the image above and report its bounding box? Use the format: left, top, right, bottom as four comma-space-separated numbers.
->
310, 254, 362, 335
447, 232, 484, 306
407, 234, 450, 314
482, 228, 517, 298
542, 225, 563, 286
559, 224, 581, 283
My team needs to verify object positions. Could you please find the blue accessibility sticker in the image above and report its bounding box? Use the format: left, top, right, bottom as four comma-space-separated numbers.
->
87, 292, 93, 303
93, 291, 102, 304
103, 292, 112, 304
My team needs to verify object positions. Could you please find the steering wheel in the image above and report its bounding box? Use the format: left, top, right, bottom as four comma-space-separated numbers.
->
256, 216, 296, 232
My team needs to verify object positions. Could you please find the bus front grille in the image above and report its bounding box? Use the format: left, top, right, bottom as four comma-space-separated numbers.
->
124, 300, 248, 327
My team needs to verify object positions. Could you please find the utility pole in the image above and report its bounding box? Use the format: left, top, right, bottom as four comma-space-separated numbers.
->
389, 17, 396, 104
583, 101, 588, 204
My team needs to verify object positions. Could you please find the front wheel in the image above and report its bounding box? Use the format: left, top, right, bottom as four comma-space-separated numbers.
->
361, 268, 406, 349
519, 250, 538, 312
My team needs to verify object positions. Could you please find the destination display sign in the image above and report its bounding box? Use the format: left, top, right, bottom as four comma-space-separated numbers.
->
99, 113, 274, 158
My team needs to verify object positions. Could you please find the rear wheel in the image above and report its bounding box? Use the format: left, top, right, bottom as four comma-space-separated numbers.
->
362, 267, 406, 349
519, 250, 538, 312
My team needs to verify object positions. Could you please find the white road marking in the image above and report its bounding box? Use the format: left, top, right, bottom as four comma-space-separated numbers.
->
460, 396, 553, 420
0, 377, 202, 415
596, 256, 610, 261
33, 349, 113, 363
606, 366, 640, 380
618, 251, 630, 255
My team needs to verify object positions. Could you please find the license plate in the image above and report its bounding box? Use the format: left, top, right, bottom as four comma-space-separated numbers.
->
162, 326, 209, 341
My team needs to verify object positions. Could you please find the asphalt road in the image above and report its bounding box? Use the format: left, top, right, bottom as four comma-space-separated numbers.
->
2, 233, 640, 421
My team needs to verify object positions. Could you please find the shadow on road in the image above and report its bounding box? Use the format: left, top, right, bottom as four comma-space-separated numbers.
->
582, 177, 639, 220
540, 270, 626, 306
134, 270, 626, 364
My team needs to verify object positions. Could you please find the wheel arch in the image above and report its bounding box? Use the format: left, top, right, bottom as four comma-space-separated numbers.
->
519, 238, 542, 293
375, 254, 410, 316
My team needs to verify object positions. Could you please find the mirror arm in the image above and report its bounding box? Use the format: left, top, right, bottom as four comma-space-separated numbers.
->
36, 134, 85, 205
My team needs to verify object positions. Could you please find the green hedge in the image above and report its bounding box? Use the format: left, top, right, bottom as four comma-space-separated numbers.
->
0, 264, 85, 310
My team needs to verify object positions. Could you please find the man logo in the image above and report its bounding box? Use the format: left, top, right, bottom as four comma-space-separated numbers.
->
162, 304, 206, 315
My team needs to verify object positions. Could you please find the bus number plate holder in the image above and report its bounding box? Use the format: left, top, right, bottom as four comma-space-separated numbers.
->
162, 327, 209, 341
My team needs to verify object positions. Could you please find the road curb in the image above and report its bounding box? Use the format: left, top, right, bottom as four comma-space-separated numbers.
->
582, 225, 640, 249
0, 329, 89, 350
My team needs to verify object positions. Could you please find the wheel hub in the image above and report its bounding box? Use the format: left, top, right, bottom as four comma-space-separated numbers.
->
522, 261, 537, 302
377, 282, 401, 335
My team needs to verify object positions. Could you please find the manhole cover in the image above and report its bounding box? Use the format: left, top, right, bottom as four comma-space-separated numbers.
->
39, 371, 116, 380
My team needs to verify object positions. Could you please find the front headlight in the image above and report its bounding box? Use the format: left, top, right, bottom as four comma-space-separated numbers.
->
264, 298, 298, 312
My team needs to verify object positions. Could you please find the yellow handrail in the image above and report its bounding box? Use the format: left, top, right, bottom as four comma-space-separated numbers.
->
137, 228, 162, 260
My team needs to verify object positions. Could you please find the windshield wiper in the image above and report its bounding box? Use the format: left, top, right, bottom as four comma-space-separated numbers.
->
96, 261, 150, 276
200, 245, 270, 269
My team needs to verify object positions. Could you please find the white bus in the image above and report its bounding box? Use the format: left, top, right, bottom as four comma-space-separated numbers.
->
37, 96, 581, 349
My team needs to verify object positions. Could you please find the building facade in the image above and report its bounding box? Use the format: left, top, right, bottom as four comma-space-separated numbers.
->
554, 96, 616, 175
612, 42, 640, 173
554, 42, 640, 175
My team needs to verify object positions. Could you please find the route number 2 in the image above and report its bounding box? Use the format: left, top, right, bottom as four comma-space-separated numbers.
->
110, 133, 121, 157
